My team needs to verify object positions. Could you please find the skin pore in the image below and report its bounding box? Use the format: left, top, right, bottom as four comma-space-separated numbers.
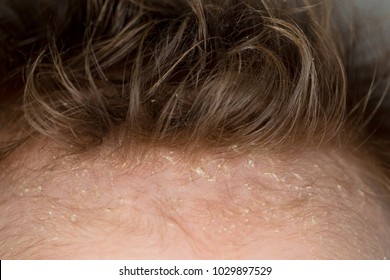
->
1, 139, 389, 259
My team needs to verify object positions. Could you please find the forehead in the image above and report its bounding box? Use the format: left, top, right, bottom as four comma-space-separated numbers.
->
1, 142, 389, 259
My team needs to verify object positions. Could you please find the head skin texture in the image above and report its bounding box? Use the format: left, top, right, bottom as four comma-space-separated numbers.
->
0, 140, 389, 259
0, 0, 390, 259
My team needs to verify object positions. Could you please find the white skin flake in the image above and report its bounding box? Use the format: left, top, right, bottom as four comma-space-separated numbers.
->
70, 214, 78, 223
293, 173, 304, 180
230, 145, 239, 152
246, 159, 255, 168
263, 172, 281, 182
192, 166, 207, 178
192, 166, 216, 182
160, 153, 176, 164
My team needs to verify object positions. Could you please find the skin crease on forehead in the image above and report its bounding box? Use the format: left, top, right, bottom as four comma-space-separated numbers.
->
0, 141, 390, 259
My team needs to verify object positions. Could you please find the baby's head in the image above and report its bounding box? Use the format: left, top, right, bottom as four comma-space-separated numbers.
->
0, 0, 389, 259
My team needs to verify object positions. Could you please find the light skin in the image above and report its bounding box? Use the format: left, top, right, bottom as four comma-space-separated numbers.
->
0, 0, 388, 261
0, 139, 389, 259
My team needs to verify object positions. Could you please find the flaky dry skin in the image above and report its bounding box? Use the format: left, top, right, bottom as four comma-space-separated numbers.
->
1, 141, 389, 259
0, 0, 389, 260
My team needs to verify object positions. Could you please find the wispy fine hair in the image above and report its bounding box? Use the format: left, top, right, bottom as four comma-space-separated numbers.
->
0, 0, 388, 179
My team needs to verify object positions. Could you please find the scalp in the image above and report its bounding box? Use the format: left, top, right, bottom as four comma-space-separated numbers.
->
0, 0, 389, 259
1, 143, 389, 259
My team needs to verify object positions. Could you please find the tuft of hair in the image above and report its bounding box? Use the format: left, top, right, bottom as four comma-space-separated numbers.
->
0, 1, 389, 180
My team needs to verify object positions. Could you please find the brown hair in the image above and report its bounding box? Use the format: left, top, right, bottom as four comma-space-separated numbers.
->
0, 0, 389, 184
